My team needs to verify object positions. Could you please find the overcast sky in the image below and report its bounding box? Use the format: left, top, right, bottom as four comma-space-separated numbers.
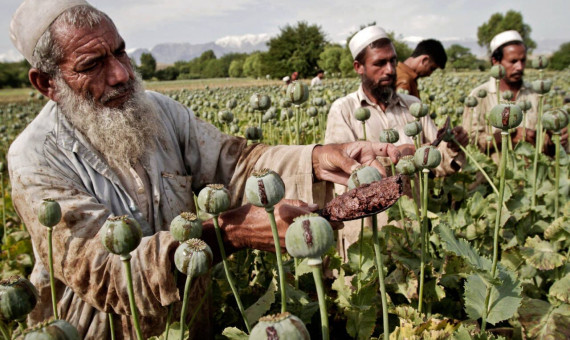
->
2, 0, 569, 60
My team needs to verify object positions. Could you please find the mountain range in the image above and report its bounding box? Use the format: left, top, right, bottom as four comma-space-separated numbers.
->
1, 33, 565, 64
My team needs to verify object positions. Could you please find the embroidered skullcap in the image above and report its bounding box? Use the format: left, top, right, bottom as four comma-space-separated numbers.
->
348, 26, 389, 59
10, 0, 91, 63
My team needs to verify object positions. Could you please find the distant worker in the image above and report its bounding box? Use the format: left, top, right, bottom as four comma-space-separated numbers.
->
396, 39, 447, 98
462, 30, 567, 153
311, 69, 324, 87
291, 71, 299, 82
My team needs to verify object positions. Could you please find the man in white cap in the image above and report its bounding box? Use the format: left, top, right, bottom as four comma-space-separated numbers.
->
462, 30, 567, 153
324, 25, 468, 260
8, 1, 402, 338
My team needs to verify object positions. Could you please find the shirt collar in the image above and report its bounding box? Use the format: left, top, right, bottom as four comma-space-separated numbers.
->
487, 77, 531, 94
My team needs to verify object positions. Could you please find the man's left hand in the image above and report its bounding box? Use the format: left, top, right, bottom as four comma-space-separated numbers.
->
312, 141, 401, 184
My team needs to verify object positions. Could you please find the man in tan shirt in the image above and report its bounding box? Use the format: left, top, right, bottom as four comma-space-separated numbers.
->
396, 39, 447, 98
462, 30, 568, 153
325, 26, 467, 260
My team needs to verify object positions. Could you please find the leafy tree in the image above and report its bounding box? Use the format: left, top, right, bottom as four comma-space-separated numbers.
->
228, 59, 244, 78
243, 52, 264, 78
263, 21, 326, 78
446, 44, 482, 70
318, 44, 344, 75
477, 10, 536, 54
0, 60, 30, 88
138, 52, 156, 80
339, 48, 355, 77
549, 42, 570, 70
387, 31, 412, 62
155, 66, 179, 81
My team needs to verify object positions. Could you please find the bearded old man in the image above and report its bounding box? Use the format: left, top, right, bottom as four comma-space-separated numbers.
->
324, 26, 468, 260
7, 1, 402, 338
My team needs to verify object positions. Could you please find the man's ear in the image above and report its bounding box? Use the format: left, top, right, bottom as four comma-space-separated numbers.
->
28, 68, 57, 101
353, 60, 364, 75
420, 55, 430, 66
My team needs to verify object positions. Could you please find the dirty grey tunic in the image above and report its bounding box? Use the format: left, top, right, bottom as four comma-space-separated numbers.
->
8, 91, 316, 339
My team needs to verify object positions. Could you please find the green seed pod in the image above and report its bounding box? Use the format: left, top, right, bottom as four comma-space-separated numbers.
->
245, 169, 285, 208
409, 102, 429, 118
226, 99, 237, 109
396, 155, 418, 175
307, 106, 318, 117
502, 90, 514, 101
174, 239, 213, 277
250, 93, 271, 111
542, 109, 569, 132
245, 126, 263, 140
250, 312, 310, 340
455, 107, 464, 115
354, 107, 371, 121
516, 100, 532, 112
280, 98, 292, 108
218, 110, 234, 123
287, 81, 309, 105
197, 184, 231, 216
0, 276, 38, 322
489, 104, 523, 130
414, 145, 441, 169
379, 129, 399, 144
489, 65, 506, 79
312, 97, 325, 107
285, 214, 333, 260
532, 79, 552, 94
404, 121, 422, 137
170, 212, 203, 242
464, 96, 478, 108
21, 319, 80, 340
100, 216, 142, 256
347, 165, 382, 190
38, 198, 62, 228
532, 56, 549, 69
477, 89, 487, 99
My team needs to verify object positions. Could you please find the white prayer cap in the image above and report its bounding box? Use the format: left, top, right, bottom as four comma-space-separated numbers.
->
490, 30, 523, 54
349, 26, 390, 59
10, 0, 92, 63
283, 76, 290, 82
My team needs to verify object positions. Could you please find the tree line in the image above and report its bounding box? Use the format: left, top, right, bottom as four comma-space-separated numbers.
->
1, 11, 569, 88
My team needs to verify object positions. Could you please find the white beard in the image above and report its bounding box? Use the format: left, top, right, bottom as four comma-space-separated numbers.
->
55, 74, 161, 170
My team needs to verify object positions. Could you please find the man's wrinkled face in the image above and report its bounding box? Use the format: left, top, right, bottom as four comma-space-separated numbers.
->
495, 44, 526, 85
356, 43, 397, 103
53, 18, 135, 108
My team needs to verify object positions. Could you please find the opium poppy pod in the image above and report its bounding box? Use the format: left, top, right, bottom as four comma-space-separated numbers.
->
285, 214, 333, 261
347, 165, 382, 190
532, 56, 549, 69
517, 100, 532, 112
21, 319, 80, 340
307, 106, 318, 117
174, 239, 213, 277
502, 90, 514, 101
100, 216, 143, 256
404, 120, 422, 137
409, 102, 429, 118
245, 169, 285, 209
245, 126, 263, 140
250, 93, 271, 111
379, 129, 399, 144
250, 312, 310, 340
226, 98, 237, 109
396, 155, 418, 175
0, 276, 38, 322
197, 184, 231, 216
542, 109, 569, 132
489, 104, 523, 130
477, 89, 487, 98
354, 107, 371, 121
287, 81, 309, 105
532, 79, 552, 94
170, 212, 203, 242
38, 198, 61, 228
464, 96, 478, 108
414, 145, 441, 170
490, 65, 506, 79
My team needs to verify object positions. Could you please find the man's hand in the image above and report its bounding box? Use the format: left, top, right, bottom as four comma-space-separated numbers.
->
398, 144, 416, 157
446, 126, 469, 153
212, 200, 341, 253
312, 141, 401, 184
